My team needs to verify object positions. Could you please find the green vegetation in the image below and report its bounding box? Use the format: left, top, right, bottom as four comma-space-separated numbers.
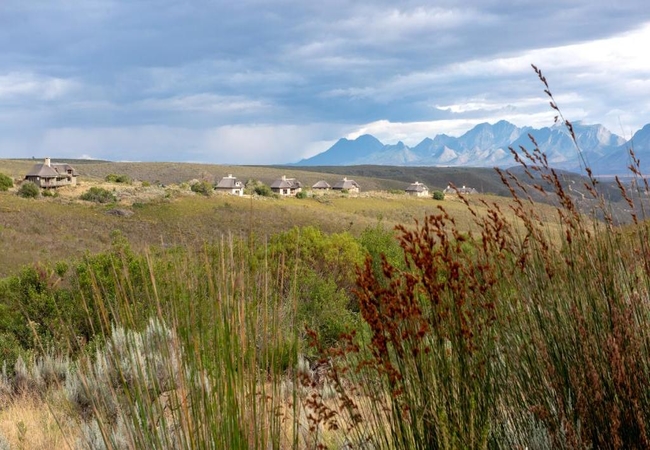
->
190, 180, 213, 196
254, 183, 273, 197
432, 189, 445, 200
2, 69, 650, 448
104, 173, 131, 184
295, 190, 308, 199
80, 186, 116, 203
17, 182, 39, 198
41, 189, 58, 198
0, 173, 12, 191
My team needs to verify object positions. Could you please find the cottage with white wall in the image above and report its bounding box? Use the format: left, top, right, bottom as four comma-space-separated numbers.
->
215, 174, 244, 196
24, 158, 78, 188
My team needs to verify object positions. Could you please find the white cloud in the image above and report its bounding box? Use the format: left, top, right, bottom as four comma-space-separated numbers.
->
136, 93, 272, 114
0, 72, 78, 100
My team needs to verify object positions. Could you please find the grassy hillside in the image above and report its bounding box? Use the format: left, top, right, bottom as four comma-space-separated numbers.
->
0, 181, 559, 278
0, 159, 508, 192
0, 158, 624, 278
3, 148, 650, 448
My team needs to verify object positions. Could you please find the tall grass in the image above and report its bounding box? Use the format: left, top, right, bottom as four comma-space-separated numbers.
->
305, 66, 650, 449
65, 236, 290, 449
4, 66, 650, 449
65, 232, 370, 449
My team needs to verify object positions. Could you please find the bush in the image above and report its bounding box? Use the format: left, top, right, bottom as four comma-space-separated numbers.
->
0, 173, 13, 191
432, 190, 445, 200
41, 189, 58, 198
191, 180, 213, 196
17, 182, 39, 198
254, 184, 272, 197
80, 187, 116, 203
295, 190, 308, 199
266, 226, 364, 345
105, 174, 131, 184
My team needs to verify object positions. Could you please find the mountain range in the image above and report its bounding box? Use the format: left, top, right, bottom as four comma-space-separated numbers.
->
295, 120, 650, 176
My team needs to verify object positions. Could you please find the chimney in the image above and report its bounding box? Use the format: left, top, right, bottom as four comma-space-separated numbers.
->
228, 174, 232, 178
282, 175, 286, 181
45, 157, 51, 167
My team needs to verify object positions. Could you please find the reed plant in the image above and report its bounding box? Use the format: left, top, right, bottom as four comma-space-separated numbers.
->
5, 66, 650, 449
65, 231, 368, 449
303, 66, 650, 449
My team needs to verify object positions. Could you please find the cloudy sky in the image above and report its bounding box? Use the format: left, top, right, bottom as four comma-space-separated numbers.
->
1, 1, 650, 164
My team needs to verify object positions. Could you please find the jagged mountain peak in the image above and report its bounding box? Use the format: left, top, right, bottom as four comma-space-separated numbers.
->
294, 120, 645, 175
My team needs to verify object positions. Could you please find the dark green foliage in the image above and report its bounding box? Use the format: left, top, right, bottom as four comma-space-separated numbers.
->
190, 180, 213, 196
80, 187, 116, 203
105, 174, 131, 184
0, 264, 82, 352
0, 173, 13, 191
432, 190, 445, 200
254, 184, 272, 197
17, 182, 39, 198
295, 190, 308, 199
41, 189, 58, 198
358, 222, 405, 288
0, 332, 22, 376
266, 226, 364, 345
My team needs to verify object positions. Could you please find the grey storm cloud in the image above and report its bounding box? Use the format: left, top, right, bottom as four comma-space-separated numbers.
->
0, 0, 649, 162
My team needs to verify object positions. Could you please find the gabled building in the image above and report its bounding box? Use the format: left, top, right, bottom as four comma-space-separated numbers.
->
405, 181, 429, 197
332, 177, 360, 194
271, 175, 302, 196
312, 180, 331, 190
24, 158, 78, 188
215, 174, 244, 196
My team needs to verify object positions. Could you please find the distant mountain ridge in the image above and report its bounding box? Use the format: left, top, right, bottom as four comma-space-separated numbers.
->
295, 120, 650, 175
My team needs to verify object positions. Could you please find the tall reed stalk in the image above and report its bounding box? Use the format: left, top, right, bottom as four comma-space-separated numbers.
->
68, 235, 311, 449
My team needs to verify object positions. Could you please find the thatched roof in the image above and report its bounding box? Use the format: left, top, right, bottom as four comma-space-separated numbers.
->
271, 175, 301, 189
332, 177, 360, 190
216, 175, 243, 189
312, 180, 331, 189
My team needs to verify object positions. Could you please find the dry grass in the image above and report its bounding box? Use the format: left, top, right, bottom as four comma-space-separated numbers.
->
0, 160, 564, 276
0, 166, 563, 278
0, 393, 77, 450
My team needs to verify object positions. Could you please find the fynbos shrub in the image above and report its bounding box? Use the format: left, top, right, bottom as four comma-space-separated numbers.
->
80, 187, 116, 203
17, 181, 39, 198
0, 173, 13, 191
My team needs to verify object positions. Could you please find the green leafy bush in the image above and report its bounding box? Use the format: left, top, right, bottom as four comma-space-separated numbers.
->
41, 189, 58, 198
105, 174, 131, 184
0, 173, 13, 191
266, 226, 364, 345
254, 184, 272, 197
432, 190, 445, 200
80, 187, 116, 203
190, 180, 213, 196
17, 182, 39, 198
295, 190, 308, 199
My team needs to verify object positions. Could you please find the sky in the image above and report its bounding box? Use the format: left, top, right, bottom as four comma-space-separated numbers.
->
1, 1, 650, 164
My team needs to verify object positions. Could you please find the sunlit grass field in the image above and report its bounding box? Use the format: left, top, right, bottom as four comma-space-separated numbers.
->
0, 160, 562, 278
